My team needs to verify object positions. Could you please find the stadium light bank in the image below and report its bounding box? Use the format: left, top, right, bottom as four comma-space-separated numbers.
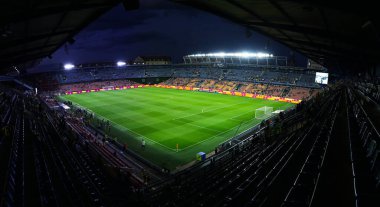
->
187, 52, 274, 58
63, 63, 75, 70
116, 61, 126, 67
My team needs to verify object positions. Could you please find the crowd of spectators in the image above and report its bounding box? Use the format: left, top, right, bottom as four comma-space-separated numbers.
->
58, 79, 137, 93
162, 78, 320, 100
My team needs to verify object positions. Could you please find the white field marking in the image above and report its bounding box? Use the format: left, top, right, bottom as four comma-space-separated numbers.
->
179, 119, 262, 152
178, 122, 243, 151
173, 119, 223, 133
90, 111, 177, 152
172, 101, 250, 121
230, 111, 254, 121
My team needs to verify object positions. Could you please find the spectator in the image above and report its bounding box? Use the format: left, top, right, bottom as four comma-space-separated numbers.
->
141, 138, 146, 150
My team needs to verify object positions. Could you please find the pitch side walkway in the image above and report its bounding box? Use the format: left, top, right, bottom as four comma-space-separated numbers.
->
311, 93, 355, 207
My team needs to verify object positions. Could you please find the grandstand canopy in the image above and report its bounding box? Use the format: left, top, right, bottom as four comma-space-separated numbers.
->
175, 0, 380, 72
0, 0, 123, 73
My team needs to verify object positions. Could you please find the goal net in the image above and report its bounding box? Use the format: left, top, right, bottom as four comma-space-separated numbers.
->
102, 86, 114, 90
255, 106, 273, 119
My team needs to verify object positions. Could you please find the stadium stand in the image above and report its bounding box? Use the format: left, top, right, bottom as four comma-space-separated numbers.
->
26, 65, 319, 87
286, 87, 313, 100
2, 74, 380, 207
161, 77, 318, 101
57, 79, 137, 94
0, 86, 146, 206
346, 86, 380, 206
25, 65, 321, 103
355, 80, 380, 105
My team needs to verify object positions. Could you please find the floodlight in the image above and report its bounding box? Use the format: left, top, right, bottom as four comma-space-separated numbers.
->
117, 61, 126, 67
187, 52, 273, 58
63, 63, 75, 70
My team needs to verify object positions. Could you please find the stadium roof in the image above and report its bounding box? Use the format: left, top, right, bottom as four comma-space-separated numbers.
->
0, 0, 123, 74
175, 0, 380, 72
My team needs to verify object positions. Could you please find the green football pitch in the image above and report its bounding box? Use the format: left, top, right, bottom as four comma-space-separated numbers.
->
59, 87, 294, 170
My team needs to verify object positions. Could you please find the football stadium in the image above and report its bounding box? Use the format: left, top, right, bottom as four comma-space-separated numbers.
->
60, 83, 294, 170
1, 1, 380, 207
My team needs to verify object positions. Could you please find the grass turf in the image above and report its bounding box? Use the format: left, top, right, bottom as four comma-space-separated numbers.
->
59, 87, 294, 170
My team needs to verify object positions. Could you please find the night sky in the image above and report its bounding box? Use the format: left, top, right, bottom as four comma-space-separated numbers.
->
31, 0, 306, 72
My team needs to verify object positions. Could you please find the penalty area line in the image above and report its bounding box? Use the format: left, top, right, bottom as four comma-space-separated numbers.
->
179, 118, 262, 152
178, 126, 238, 152
173, 119, 223, 133
92, 113, 177, 152
229, 111, 254, 121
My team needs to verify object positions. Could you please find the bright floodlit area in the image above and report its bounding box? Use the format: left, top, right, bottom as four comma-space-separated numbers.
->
60, 87, 294, 169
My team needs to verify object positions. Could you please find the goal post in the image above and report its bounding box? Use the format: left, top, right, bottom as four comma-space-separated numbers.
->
102, 86, 114, 90
255, 106, 273, 119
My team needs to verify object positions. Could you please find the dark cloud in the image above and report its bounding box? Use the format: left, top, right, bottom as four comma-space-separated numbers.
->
112, 31, 172, 45
84, 5, 159, 32
33, 0, 306, 71
72, 29, 171, 51
83, 0, 197, 32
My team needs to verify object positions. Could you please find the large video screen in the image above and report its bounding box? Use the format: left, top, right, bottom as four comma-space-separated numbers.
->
315, 72, 329, 84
